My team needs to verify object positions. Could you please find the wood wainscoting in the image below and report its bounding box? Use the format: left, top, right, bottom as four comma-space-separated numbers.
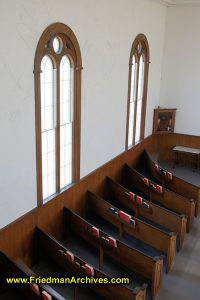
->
0, 135, 156, 266
0, 132, 199, 267
155, 133, 200, 162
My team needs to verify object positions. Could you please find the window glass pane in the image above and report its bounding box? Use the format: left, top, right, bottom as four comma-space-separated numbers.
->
60, 124, 73, 189
135, 99, 142, 143
53, 37, 63, 54
42, 129, 56, 201
41, 55, 56, 131
60, 167, 65, 190
60, 164, 72, 188
40, 55, 56, 201
48, 129, 55, 153
128, 55, 137, 147
60, 55, 74, 189
60, 56, 73, 125
47, 172, 56, 200
134, 55, 145, 144
138, 55, 144, 100
42, 153, 48, 177
60, 163, 72, 189
42, 176, 48, 200
130, 56, 137, 103
65, 164, 72, 186
48, 152, 55, 174
42, 131, 48, 155
128, 101, 135, 147
44, 106, 54, 130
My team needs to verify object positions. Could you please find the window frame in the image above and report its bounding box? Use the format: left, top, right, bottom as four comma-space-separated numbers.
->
34, 23, 82, 206
125, 34, 150, 150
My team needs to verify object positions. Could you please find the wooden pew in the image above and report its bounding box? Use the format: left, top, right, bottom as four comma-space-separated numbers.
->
0, 251, 53, 300
16, 259, 66, 300
35, 227, 147, 300
87, 191, 176, 273
63, 207, 163, 299
104, 176, 187, 251
144, 150, 200, 217
122, 163, 195, 232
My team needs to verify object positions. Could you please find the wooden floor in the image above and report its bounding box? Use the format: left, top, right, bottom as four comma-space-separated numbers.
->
155, 160, 200, 300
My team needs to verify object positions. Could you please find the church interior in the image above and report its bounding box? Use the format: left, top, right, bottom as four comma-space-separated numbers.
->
0, 0, 200, 299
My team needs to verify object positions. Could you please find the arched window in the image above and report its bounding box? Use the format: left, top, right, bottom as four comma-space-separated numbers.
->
126, 34, 149, 149
34, 23, 82, 205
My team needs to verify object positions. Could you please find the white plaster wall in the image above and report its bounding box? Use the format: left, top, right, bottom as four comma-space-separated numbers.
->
160, 6, 200, 135
0, 0, 166, 229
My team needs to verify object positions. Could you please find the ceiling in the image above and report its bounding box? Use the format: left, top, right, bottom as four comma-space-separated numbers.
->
149, 0, 200, 6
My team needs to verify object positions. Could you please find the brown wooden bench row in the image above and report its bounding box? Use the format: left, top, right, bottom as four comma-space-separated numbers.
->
35, 228, 147, 300
122, 163, 195, 232
144, 150, 200, 217
0, 251, 65, 300
63, 207, 163, 299
104, 176, 187, 251
86, 191, 176, 274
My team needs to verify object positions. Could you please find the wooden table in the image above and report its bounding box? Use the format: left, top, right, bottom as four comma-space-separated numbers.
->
173, 146, 200, 170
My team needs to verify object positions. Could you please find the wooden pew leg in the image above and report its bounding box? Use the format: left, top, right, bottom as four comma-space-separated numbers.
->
74, 285, 78, 300
195, 189, 200, 217
187, 201, 195, 233
166, 234, 176, 273
178, 216, 187, 251
151, 257, 163, 300
99, 245, 104, 270
119, 223, 123, 240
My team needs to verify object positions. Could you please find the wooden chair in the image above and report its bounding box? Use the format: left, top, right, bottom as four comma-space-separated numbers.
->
63, 207, 163, 299
104, 176, 187, 251
86, 191, 176, 273
122, 163, 195, 232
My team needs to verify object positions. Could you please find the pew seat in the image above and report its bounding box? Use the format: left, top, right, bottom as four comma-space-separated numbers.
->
0, 252, 42, 300
145, 150, 200, 217
122, 163, 195, 232
87, 191, 176, 273
0, 288, 26, 300
32, 258, 100, 300
104, 192, 172, 234
64, 208, 163, 299
35, 228, 147, 300
61, 233, 150, 298
87, 213, 166, 270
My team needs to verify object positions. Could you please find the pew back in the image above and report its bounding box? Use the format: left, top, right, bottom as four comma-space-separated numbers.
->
87, 191, 176, 272
122, 164, 195, 232
63, 207, 162, 299
105, 176, 187, 250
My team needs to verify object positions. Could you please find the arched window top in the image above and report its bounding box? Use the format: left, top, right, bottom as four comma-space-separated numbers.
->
34, 22, 82, 73
129, 34, 150, 65
34, 23, 82, 206
126, 34, 150, 149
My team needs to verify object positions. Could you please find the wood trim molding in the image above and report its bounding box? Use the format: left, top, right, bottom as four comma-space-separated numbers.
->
125, 34, 150, 150
34, 22, 82, 206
